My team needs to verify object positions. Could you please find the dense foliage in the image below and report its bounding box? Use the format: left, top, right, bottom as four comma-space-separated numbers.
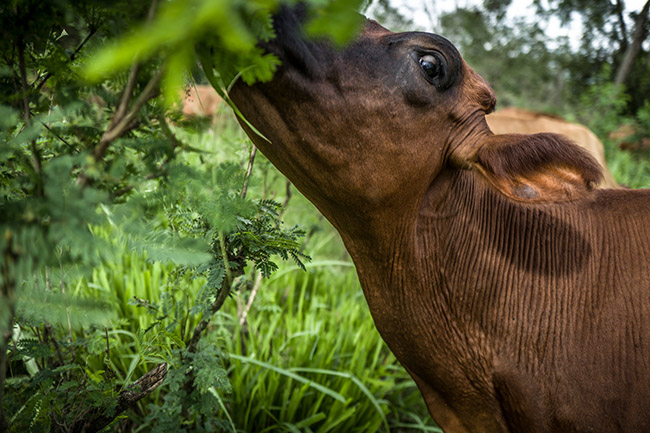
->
0, 0, 368, 431
1, 0, 649, 432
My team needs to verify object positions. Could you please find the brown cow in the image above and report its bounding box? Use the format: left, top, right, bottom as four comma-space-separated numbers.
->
180, 85, 221, 120
229, 5, 650, 433
487, 107, 619, 188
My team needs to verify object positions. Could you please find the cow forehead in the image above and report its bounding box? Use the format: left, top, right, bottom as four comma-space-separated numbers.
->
360, 17, 460, 52
345, 28, 463, 69
378, 31, 461, 56
270, 12, 465, 84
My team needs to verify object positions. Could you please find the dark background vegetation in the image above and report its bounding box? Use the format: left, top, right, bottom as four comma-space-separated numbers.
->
1, 0, 648, 432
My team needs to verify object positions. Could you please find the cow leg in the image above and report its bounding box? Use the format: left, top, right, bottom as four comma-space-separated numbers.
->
492, 365, 551, 433
405, 367, 471, 433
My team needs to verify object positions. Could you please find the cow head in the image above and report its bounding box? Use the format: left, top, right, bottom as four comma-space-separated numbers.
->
229, 5, 601, 239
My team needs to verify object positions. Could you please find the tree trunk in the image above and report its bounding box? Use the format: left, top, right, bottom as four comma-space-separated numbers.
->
615, 0, 650, 86
615, 0, 629, 50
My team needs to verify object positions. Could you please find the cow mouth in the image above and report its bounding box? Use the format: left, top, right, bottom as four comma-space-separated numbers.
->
261, 4, 330, 80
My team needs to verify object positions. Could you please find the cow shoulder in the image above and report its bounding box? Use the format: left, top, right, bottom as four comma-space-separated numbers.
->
471, 133, 603, 203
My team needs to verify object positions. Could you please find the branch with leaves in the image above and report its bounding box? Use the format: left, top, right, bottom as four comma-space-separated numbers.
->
70, 363, 168, 433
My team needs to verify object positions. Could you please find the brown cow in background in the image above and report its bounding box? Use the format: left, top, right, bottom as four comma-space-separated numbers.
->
180, 85, 221, 121
487, 107, 619, 188
228, 5, 650, 433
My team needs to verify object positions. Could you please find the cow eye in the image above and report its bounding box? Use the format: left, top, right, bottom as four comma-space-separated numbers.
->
419, 55, 440, 80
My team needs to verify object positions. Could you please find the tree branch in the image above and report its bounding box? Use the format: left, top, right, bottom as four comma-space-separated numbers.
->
238, 271, 263, 327
186, 281, 235, 353
186, 235, 245, 354
71, 362, 168, 433
35, 26, 99, 93
107, 0, 159, 131
111, 63, 141, 131
81, 0, 162, 175
93, 67, 163, 161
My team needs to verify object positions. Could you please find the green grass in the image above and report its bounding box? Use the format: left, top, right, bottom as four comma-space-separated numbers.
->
218, 263, 437, 432
74, 224, 437, 431
26, 116, 431, 431
604, 145, 650, 189
69, 108, 648, 432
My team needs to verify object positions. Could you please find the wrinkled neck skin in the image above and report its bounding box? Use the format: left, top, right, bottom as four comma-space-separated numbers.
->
404, 169, 650, 433
229, 9, 650, 433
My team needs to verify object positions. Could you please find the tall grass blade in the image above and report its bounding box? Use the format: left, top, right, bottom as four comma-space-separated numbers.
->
228, 354, 347, 404
291, 367, 389, 432
208, 387, 237, 433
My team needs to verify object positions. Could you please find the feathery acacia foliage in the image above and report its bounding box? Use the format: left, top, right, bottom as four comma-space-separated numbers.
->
0, 0, 364, 430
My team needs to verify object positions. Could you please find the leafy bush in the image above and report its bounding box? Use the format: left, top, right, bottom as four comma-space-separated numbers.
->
0, 0, 369, 430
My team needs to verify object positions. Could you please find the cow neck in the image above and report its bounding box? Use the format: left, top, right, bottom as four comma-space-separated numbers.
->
347, 166, 595, 325
416, 168, 598, 345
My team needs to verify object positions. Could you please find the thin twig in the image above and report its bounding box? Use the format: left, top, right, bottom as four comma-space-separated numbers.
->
95, 67, 163, 161
278, 180, 292, 221
37, 118, 75, 150
157, 112, 180, 156
186, 234, 244, 353
0, 327, 11, 433
241, 146, 258, 199
48, 326, 66, 368
113, 169, 163, 197
111, 63, 141, 131
180, 294, 190, 342
111, 112, 182, 196
17, 36, 44, 197
219, 232, 233, 293
17, 38, 31, 126
35, 26, 99, 93
238, 271, 263, 326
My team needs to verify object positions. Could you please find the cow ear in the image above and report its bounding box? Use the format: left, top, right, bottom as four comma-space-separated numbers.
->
470, 133, 603, 202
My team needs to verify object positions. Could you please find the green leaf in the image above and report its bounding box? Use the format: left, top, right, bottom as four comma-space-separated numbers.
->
0, 105, 18, 130
305, 0, 365, 46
